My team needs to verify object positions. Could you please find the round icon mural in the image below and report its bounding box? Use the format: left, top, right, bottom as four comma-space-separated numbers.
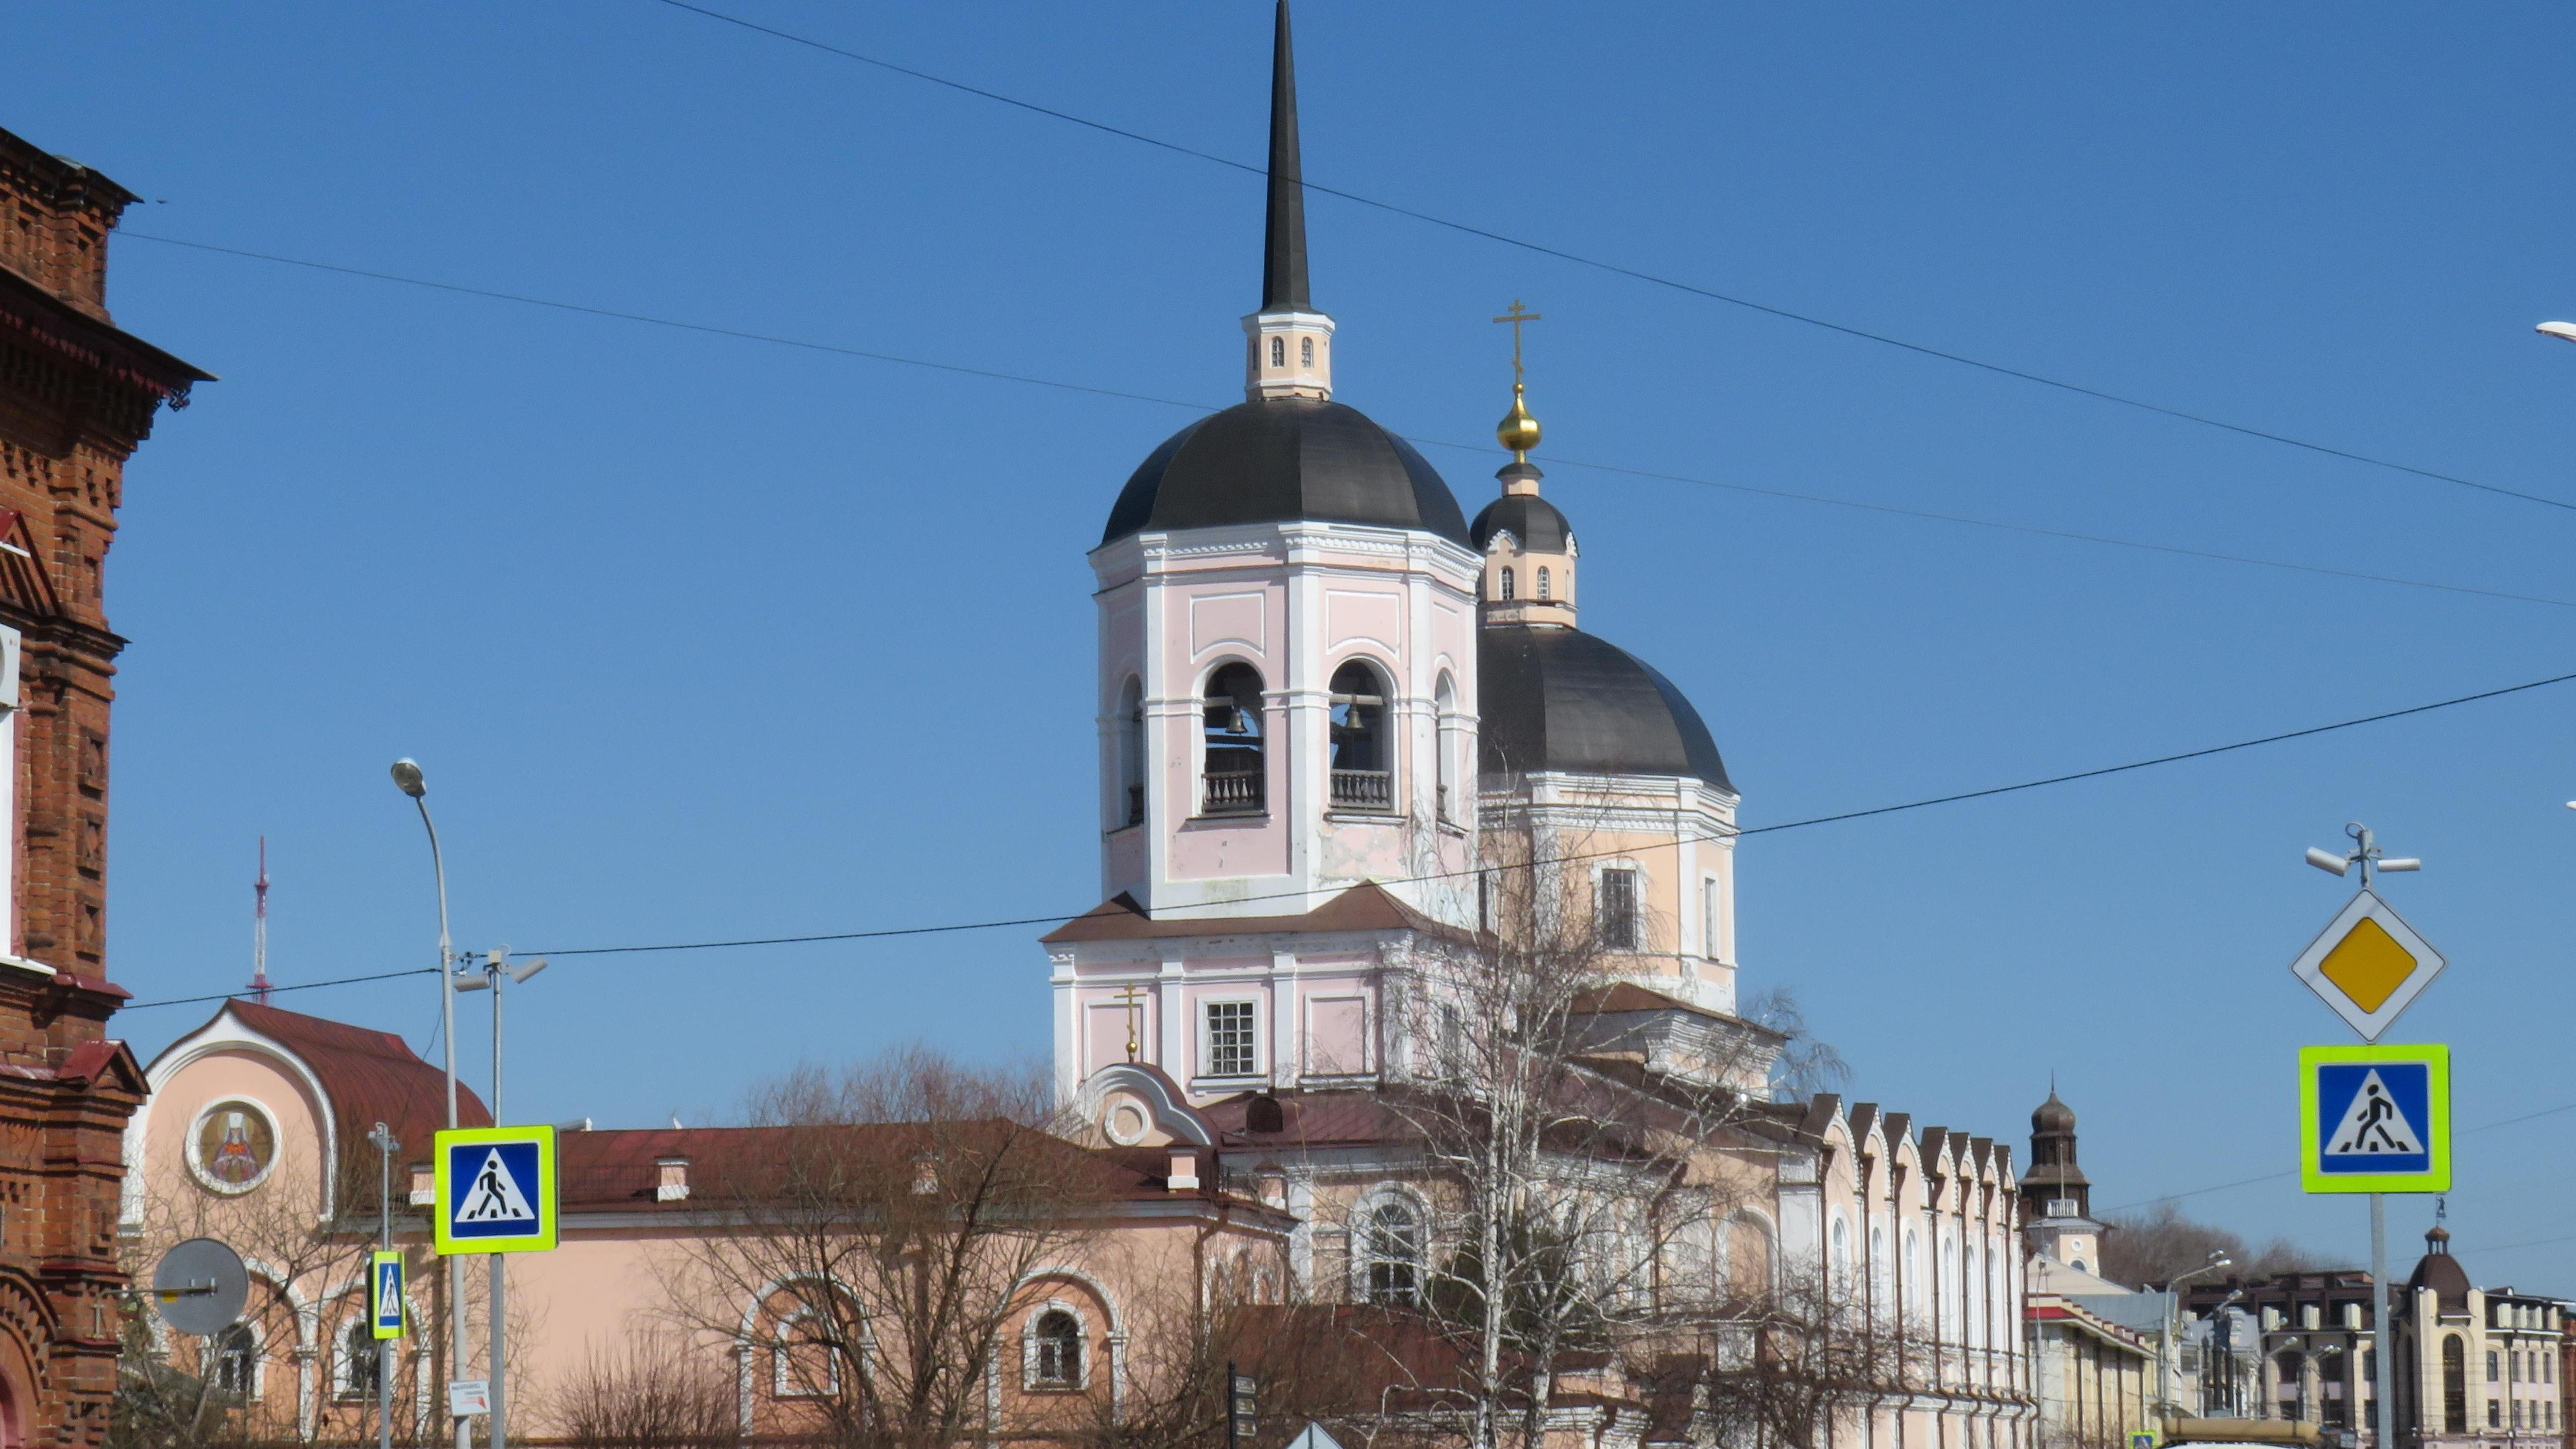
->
190, 1099, 278, 1194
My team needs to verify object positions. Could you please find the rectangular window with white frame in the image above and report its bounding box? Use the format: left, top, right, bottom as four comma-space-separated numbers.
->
1202, 1000, 1257, 1078
1598, 867, 1639, 950
1701, 878, 1720, 959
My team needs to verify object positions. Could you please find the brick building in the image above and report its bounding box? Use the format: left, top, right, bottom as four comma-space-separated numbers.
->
0, 124, 206, 1448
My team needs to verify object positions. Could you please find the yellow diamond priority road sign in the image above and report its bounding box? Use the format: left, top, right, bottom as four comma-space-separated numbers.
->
2289, 888, 2444, 1042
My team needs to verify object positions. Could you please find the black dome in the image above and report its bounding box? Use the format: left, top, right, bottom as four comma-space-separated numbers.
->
2033, 1092, 2076, 1133
1469, 491, 1572, 552
1479, 624, 1731, 789
1103, 398, 1470, 548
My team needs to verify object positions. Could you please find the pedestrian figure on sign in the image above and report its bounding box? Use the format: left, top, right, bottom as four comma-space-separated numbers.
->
2342, 1082, 2404, 1153
469, 1158, 510, 1218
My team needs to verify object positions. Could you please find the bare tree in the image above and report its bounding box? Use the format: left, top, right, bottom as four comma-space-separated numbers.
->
2100, 1204, 2326, 1289
549, 1331, 739, 1449
120, 1151, 385, 1447
662, 1044, 1112, 1449
1383, 814, 1822, 1449
1692, 1264, 1911, 1449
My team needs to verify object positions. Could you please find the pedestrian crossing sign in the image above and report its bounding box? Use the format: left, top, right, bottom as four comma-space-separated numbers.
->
432, 1126, 558, 1254
370, 1250, 405, 1339
2300, 1044, 2449, 1194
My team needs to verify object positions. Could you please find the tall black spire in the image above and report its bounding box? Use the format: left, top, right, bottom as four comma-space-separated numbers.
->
1260, 0, 1311, 313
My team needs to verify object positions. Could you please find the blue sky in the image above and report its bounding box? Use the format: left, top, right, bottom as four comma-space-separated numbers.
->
12, 3, 2576, 1290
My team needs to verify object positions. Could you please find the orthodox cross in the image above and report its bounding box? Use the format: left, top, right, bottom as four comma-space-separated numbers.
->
1115, 983, 1147, 1063
1492, 300, 1542, 386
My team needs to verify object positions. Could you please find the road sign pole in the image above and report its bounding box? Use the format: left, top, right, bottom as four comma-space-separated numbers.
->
371, 1124, 400, 1449
2372, 1192, 2393, 1449
488, 958, 506, 1449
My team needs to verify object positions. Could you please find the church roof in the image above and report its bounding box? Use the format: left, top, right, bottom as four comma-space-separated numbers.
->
1479, 624, 1732, 788
2408, 1226, 2472, 1312
1040, 880, 1449, 944
1102, 398, 1469, 547
223, 999, 491, 1156
1469, 490, 1572, 552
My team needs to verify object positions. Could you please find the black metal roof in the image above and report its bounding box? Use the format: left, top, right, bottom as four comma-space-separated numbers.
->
1478, 624, 1731, 789
1469, 491, 1572, 552
1102, 398, 1471, 547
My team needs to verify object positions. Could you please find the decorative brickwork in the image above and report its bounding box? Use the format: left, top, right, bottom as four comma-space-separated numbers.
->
0, 124, 206, 1449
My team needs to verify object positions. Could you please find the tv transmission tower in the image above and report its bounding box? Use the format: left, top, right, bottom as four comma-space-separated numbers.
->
247, 838, 272, 1004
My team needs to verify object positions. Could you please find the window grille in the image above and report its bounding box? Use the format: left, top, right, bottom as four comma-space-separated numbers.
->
1031, 1310, 1082, 1388
1205, 1001, 1256, 1077
1599, 868, 1639, 948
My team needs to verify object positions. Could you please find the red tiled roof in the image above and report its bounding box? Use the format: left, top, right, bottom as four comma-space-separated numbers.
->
225, 1001, 490, 1165
1040, 882, 1448, 944
549, 1123, 1282, 1217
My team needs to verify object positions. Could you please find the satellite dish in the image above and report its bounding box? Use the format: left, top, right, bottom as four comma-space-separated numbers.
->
151, 1237, 248, 1337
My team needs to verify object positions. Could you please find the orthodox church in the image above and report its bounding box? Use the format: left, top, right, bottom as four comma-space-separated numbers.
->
123, 11, 2040, 1449
1042, 8, 2036, 1449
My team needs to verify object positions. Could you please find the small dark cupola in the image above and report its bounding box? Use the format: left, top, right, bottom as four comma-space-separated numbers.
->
1470, 301, 1578, 627
2019, 1086, 2092, 1221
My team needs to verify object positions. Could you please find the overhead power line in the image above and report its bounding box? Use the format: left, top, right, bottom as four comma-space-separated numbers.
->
117, 661, 2576, 1010
2098, 1099, 2576, 1215
121, 232, 2576, 612
651, 0, 2576, 518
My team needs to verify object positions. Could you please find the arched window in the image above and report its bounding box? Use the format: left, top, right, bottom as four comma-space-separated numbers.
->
1433, 672, 1458, 821
1327, 661, 1391, 811
336, 1318, 379, 1401
2442, 1335, 2466, 1433
1362, 1200, 1423, 1305
1201, 664, 1265, 814
211, 1321, 260, 1400
773, 1309, 840, 1398
1536, 566, 1551, 600
1300, 336, 1314, 367
1116, 677, 1145, 827
1499, 567, 1514, 601
1904, 1229, 1922, 1312
1831, 1218, 1851, 1283
1029, 1309, 1083, 1389
1269, 336, 1284, 368
1964, 1243, 1981, 1346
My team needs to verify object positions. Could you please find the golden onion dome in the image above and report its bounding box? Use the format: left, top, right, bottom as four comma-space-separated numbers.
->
1496, 384, 1541, 458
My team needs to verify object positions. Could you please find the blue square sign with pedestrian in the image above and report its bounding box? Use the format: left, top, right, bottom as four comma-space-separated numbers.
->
2300, 1044, 2449, 1194
432, 1125, 557, 1254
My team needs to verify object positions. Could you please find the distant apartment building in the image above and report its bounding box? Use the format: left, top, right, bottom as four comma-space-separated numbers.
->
2178, 1228, 2565, 1449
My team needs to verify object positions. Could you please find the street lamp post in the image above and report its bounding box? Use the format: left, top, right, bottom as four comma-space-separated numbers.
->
391, 759, 472, 1449
454, 948, 544, 1449
2161, 1251, 2234, 1428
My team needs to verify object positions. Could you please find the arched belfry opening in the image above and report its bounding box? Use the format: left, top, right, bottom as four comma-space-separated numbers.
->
1116, 677, 1145, 827
1328, 660, 1391, 811
1201, 664, 1266, 815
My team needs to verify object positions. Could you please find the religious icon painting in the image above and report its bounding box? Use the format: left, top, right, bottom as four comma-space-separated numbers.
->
190, 1098, 279, 1194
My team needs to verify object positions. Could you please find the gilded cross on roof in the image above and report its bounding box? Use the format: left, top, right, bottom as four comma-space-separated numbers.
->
1493, 300, 1541, 386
